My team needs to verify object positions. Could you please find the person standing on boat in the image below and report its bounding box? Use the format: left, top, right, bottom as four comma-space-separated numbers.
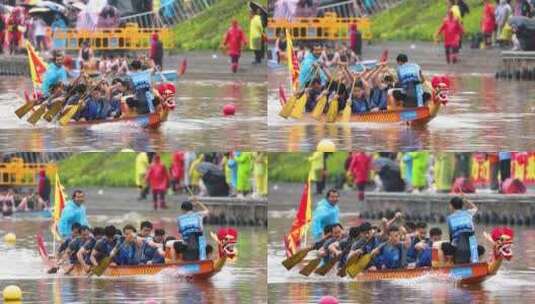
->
127, 60, 156, 114
298, 45, 328, 89
395, 54, 425, 108
177, 199, 210, 261
222, 19, 247, 74
41, 50, 68, 98
311, 189, 340, 242
145, 154, 169, 210
446, 196, 479, 264
58, 190, 89, 239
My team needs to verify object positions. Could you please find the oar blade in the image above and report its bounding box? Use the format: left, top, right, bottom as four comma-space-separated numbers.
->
58, 104, 80, 126
346, 254, 372, 278
281, 248, 310, 270
15, 100, 35, 118
314, 256, 339, 276
289, 93, 307, 119
341, 101, 352, 123
326, 98, 339, 123
279, 95, 297, 118
43, 99, 64, 122
311, 95, 327, 120
27, 104, 47, 125
92, 256, 112, 277
299, 257, 321, 276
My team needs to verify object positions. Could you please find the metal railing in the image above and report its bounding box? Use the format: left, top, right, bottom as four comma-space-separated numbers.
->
0, 157, 58, 186
50, 24, 175, 51
267, 12, 373, 42
120, 0, 217, 28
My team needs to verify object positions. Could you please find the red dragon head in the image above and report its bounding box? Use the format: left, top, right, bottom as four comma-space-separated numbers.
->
214, 227, 238, 260
156, 82, 176, 110
431, 75, 450, 105
490, 226, 514, 261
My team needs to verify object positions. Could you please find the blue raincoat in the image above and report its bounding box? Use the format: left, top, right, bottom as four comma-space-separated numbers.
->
41, 63, 67, 96
58, 200, 89, 238
298, 52, 327, 89
311, 198, 340, 241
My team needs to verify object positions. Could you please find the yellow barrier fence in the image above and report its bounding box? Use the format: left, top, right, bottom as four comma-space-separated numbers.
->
0, 158, 57, 186
267, 12, 372, 42
49, 24, 175, 51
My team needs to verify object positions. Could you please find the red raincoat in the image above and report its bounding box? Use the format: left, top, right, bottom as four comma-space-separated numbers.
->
223, 21, 246, 56
145, 156, 169, 191
170, 151, 185, 181
349, 152, 372, 184
481, 3, 496, 34
438, 15, 464, 47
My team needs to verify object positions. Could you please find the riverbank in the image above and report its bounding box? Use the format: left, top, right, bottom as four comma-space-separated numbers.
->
371, 0, 482, 41
172, 0, 266, 50
269, 182, 535, 225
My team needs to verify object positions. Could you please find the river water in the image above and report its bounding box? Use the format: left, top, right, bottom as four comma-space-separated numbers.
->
0, 214, 267, 303
0, 76, 267, 151
267, 43, 535, 152
267, 190, 535, 304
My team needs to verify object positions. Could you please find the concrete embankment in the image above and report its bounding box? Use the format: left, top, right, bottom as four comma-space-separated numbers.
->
269, 183, 535, 226
79, 187, 267, 226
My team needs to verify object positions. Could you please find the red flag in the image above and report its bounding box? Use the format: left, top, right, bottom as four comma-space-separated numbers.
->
284, 182, 312, 257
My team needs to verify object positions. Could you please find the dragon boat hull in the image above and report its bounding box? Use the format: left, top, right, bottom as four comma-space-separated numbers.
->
63, 110, 169, 129
301, 101, 441, 126
37, 234, 225, 279
351, 261, 501, 284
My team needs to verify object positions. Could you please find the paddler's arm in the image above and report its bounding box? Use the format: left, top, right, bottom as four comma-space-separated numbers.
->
76, 247, 90, 271
193, 198, 209, 217
463, 197, 478, 215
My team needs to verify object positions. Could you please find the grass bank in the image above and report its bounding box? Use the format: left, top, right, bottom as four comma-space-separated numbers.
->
371, 0, 483, 41
58, 153, 172, 187
172, 0, 267, 50
269, 152, 349, 183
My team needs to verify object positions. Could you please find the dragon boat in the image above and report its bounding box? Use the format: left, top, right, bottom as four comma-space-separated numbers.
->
295, 76, 450, 126
293, 227, 513, 285
36, 227, 238, 279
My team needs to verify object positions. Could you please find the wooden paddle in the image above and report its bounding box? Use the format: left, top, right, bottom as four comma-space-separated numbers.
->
14, 91, 35, 118
43, 76, 85, 122
90, 241, 121, 277
27, 103, 48, 125
346, 243, 387, 278
281, 247, 313, 270
299, 256, 322, 276
58, 79, 104, 126
341, 77, 357, 123
43, 97, 66, 122
289, 92, 308, 119
314, 254, 341, 275
311, 78, 334, 120
279, 93, 298, 118
326, 93, 339, 123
